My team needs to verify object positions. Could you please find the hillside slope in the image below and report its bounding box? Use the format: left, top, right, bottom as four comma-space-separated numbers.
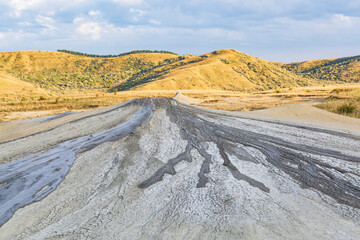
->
0, 73, 45, 95
0, 50, 311, 92
0, 72, 49, 103
0, 51, 179, 90
117, 49, 311, 91
283, 55, 360, 83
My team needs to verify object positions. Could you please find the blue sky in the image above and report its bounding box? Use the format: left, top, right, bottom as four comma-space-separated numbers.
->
0, 0, 359, 62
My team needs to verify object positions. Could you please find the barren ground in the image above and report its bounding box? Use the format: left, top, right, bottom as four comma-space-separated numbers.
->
0, 97, 359, 239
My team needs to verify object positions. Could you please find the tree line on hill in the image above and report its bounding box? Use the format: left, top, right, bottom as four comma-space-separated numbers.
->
57, 49, 178, 58
283, 55, 360, 83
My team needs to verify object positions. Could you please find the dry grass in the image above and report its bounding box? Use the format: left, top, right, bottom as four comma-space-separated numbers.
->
1, 67, 360, 122
0, 51, 177, 73
2, 83, 360, 121
283, 55, 360, 85
316, 87, 360, 118
0, 90, 178, 121
0, 73, 47, 95
134, 49, 311, 91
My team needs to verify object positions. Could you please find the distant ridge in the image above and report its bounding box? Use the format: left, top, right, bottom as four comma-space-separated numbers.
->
3, 49, 359, 92
57, 49, 178, 58
0, 49, 311, 91
0, 50, 179, 89
283, 55, 360, 83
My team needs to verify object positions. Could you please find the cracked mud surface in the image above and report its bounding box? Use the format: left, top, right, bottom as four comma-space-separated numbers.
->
0, 98, 360, 239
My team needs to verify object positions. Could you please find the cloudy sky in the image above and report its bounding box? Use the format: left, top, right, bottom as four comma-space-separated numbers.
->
0, 0, 359, 62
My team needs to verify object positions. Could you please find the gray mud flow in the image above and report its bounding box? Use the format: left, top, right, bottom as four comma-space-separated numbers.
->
139, 99, 360, 208
0, 102, 154, 226
0, 98, 360, 239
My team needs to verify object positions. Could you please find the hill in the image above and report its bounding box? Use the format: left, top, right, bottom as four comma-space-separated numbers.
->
115, 49, 312, 91
0, 49, 311, 92
0, 73, 46, 96
0, 72, 49, 104
0, 51, 179, 90
283, 55, 360, 83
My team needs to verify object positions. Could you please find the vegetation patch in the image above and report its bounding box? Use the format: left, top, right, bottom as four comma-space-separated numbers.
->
57, 49, 178, 58
337, 103, 356, 114
316, 87, 360, 118
283, 55, 360, 84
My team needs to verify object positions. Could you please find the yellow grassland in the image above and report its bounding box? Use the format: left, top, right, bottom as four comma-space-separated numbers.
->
1, 69, 359, 121
0, 50, 177, 73
133, 49, 311, 91
1, 50, 359, 122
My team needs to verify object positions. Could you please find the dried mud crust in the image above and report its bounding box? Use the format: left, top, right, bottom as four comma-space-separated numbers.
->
0, 98, 360, 239
139, 99, 360, 208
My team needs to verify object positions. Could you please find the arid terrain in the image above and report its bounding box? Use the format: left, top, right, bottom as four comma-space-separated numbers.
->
0, 50, 359, 122
1, 97, 360, 239
0, 50, 360, 239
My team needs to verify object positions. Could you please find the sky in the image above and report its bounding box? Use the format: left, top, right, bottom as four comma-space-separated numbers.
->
0, 0, 359, 63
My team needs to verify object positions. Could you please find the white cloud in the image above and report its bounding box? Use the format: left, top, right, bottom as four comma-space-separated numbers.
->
149, 19, 161, 25
0, 30, 36, 43
7, 0, 86, 17
129, 8, 145, 21
130, 8, 145, 16
94, 25, 243, 42
74, 18, 105, 40
9, 0, 45, 17
18, 21, 33, 27
112, 0, 143, 6
78, 22, 102, 40
332, 14, 352, 26
36, 15, 57, 30
89, 10, 100, 16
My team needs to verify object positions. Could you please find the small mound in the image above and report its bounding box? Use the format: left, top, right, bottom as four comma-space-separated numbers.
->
172, 92, 203, 105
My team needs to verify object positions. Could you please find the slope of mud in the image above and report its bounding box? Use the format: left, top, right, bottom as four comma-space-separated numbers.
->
0, 98, 359, 239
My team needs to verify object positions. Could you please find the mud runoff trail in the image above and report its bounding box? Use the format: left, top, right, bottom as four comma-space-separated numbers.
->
0, 98, 360, 239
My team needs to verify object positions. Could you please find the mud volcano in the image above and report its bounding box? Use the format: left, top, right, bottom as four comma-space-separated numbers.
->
0, 98, 360, 239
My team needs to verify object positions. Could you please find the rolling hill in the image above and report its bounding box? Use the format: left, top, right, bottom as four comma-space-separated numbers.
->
0, 49, 312, 92
0, 51, 179, 90
114, 49, 312, 91
283, 55, 360, 83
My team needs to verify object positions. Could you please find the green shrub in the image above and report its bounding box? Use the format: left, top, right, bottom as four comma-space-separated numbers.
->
337, 103, 356, 114
220, 58, 230, 64
39, 96, 46, 101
